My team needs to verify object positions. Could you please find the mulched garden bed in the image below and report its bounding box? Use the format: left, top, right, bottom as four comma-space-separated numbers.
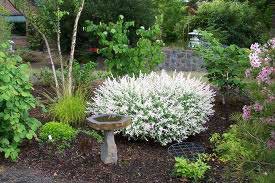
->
0, 85, 246, 183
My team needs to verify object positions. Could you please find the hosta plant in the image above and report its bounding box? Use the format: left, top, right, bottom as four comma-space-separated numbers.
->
88, 71, 215, 145
0, 42, 41, 160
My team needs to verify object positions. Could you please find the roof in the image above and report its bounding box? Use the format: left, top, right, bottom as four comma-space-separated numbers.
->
0, 0, 22, 16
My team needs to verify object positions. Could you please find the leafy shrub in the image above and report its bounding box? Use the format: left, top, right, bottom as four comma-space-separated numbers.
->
210, 114, 275, 181
85, 15, 165, 76
210, 39, 275, 182
210, 114, 266, 163
49, 0, 157, 52
88, 71, 215, 145
154, 0, 187, 43
0, 42, 41, 160
72, 61, 97, 89
50, 92, 86, 126
194, 31, 249, 94
86, 0, 156, 28
190, 0, 270, 47
174, 154, 211, 182
36, 67, 57, 86
39, 122, 77, 142
0, 7, 12, 42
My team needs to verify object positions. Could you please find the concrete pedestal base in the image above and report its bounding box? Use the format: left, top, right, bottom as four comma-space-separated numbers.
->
101, 130, 117, 164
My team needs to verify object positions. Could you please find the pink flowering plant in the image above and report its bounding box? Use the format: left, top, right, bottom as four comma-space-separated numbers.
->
243, 38, 275, 154
210, 39, 275, 182
243, 38, 275, 121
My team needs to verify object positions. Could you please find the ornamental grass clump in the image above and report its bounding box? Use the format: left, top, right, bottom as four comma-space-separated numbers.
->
88, 71, 215, 145
50, 92, 86, 127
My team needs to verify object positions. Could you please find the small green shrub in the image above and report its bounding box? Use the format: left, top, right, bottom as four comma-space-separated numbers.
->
50, 92, 86, 126
174, 154, 211, 182
194, 31, 249, 94
39, 122, 77, 142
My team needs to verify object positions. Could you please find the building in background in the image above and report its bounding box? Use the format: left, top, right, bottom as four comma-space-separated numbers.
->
0, 0, 27, 48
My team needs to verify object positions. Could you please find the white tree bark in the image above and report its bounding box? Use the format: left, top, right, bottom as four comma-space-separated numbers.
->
57, 11, 65, 93
13, 0, 61, 97
42, 33, 60, 97
67, 0, 85, 96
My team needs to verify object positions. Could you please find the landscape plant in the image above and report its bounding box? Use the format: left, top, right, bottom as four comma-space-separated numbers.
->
210, 38, 275, 182
50, 92, 86, 126
189, 0, 270, 47
174, 154, 211, 182
195, 31, 249, 121
39, 121, 77, 142
13, 0, 85, 97
153, 0, 186, 43
85, 15, 164, 76
195, 31, 249, 92
88, 71, 215, 145
0, 5, 12, 43
35, 62, 109, 89
0, 42, 41, 160
39, 121, 77, 151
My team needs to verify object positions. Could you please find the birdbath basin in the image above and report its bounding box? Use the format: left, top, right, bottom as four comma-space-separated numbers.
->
87, 114, 131, 164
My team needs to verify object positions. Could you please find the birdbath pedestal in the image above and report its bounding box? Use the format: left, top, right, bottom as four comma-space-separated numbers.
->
87, 114, 131, 164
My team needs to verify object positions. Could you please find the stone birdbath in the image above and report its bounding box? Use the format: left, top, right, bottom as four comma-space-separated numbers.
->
87, 114, 131, 164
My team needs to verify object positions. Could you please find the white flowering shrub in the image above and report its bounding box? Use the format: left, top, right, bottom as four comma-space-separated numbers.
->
88, 71, 215, 145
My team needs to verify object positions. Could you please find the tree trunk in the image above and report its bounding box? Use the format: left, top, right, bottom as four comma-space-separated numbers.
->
12, 1, 60, 97
42, 33, 60, 98
57, 13, 65, 93
67, 0, 85, 96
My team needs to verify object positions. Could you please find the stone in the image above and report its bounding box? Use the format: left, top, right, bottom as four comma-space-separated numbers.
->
159, 49, 204, 72
101, 130, 118, 164
87, 114, 131, 164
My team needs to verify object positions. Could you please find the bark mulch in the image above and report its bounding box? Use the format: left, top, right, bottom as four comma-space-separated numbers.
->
0, 85, 246, 183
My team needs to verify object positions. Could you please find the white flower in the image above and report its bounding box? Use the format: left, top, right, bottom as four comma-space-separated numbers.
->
48, 135, 53, 141
88, 71, 215, 145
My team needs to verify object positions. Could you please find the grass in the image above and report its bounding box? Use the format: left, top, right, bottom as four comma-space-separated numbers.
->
49, 92, 87, 127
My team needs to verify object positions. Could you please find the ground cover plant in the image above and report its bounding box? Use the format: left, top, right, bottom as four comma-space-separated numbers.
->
89, 71, 215, 145
0, 42, 41, 160
34, 62, 111, 89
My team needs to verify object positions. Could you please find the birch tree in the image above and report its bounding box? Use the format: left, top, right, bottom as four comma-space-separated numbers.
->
13, 0, 85, 97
